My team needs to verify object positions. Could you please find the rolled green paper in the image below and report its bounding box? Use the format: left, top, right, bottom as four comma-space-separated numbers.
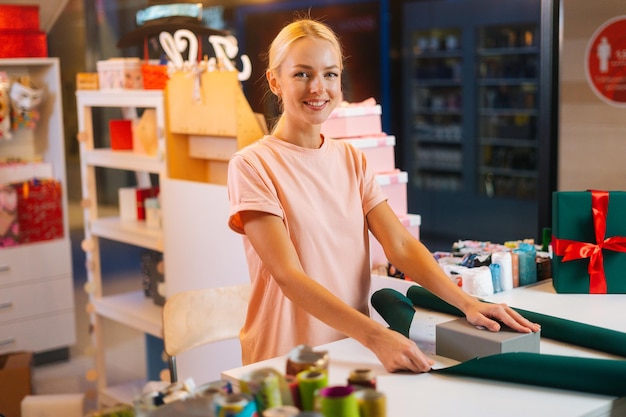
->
371, 287, 626, 397
405, 285, 626, 358
370, 288, 416, 337
435, 352, 626, 397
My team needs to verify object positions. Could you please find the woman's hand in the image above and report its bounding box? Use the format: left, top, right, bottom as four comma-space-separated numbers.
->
463, 299, 541, 334
367, 327, 435, 373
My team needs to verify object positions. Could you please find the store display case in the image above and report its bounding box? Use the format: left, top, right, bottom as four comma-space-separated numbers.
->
402, 0, 544, 243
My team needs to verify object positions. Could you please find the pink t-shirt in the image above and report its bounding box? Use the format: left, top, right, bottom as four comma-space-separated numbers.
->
227, 135, 387, 364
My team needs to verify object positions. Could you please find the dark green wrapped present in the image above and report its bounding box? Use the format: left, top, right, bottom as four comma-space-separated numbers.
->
551, 190, 626, 293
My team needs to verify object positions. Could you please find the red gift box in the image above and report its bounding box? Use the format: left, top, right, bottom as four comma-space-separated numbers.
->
109, 119, 133, 150
0, 5, 40, 31
0, 30, 47, 58
14, 179, 64, 244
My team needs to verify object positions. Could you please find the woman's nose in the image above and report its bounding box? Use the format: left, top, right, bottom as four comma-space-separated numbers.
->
309, 75, 325, 93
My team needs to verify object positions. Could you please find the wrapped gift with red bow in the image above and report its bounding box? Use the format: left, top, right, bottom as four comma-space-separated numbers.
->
551, 190, 626, 294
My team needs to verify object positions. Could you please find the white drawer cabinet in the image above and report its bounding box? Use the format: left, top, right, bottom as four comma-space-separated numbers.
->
0, 310, 76, 354
0, 275, 73, 323
0, 58, 75, 357
0, 240, 71, 286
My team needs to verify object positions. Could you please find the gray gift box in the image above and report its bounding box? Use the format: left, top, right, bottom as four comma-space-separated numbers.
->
436, 317, 540, 362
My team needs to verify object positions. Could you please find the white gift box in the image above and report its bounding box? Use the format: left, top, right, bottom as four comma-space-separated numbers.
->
97, 58, 143, 90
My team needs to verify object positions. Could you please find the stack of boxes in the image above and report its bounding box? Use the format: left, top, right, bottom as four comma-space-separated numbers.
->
321, 100, 421, 272
0, 5, 47, 58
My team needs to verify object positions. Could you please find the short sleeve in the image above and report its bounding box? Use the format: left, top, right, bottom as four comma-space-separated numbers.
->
357, 148, 387, 216
227, 153, 284, 234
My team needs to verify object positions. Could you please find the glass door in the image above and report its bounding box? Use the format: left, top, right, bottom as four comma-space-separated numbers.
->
402, 0, 546, 248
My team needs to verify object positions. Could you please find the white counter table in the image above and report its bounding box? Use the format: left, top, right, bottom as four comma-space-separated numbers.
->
222, 279, 626, 417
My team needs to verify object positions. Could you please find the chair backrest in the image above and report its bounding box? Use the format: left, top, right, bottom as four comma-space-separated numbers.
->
162, 283, 251, 381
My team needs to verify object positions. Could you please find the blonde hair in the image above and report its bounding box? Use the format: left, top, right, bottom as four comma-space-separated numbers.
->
265, 19, 344, 132
267, 18, 344, 77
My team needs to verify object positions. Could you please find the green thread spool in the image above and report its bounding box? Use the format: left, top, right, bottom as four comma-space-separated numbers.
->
318, 385, 359, 417
296, 369, 328, 411
239, 367, 283, 412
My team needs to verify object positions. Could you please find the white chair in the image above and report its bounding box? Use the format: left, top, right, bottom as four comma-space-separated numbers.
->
162, 283, 251, 383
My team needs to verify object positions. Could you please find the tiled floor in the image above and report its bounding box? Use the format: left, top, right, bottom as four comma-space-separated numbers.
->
31, 203, 147, 412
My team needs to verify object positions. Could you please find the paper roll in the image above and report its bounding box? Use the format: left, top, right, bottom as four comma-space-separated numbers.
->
491, 252, 513, 291
489, 263, 502, 293
515, 243, 537, 286
461, 266, 494, 297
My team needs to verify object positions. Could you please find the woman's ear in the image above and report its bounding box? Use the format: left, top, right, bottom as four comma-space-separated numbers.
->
266, 69, 281, 96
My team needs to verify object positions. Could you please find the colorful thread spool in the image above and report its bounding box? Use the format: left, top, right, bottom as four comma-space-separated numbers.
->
286, 344, 329, 376
317, 385, 359, 417
262, 405, 301, 417
355, 388, 387, 417
214, 393, 257, 417
347, 368, 377, 390
239, 368, 284, 412
296, 369, 328, 411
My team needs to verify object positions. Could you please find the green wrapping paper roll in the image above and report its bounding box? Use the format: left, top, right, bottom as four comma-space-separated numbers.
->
370, 287, 626, 397
404, 285, 626, 358
436, 352, 626, 397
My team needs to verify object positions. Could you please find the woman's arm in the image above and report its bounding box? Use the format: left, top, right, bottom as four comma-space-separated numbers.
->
239, 209, 436, 372
367, 202, 540, 334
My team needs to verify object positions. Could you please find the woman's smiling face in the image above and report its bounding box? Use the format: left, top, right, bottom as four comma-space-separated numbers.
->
269, 36, 343, 128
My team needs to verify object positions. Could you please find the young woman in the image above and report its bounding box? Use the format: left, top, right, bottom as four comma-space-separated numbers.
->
227, 18, 540, 372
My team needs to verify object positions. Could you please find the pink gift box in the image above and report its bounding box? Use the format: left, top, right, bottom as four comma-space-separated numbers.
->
370, 213, 421, 268
321, 104, 382, 138
376, 170, 408, 216
342, 135, 396, 174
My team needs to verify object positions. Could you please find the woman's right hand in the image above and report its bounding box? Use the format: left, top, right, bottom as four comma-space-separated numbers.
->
367, 327, 435, 373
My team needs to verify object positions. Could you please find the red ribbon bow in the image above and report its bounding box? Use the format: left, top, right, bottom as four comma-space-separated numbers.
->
552, 190, 626, 294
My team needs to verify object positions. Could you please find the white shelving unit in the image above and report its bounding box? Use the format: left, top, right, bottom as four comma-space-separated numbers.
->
0, 58, 75, 359
76, 89, 166, 406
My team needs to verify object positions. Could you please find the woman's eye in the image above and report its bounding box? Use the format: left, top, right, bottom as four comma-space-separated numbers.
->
326, 72, 339, 78
294, 72, 309, 79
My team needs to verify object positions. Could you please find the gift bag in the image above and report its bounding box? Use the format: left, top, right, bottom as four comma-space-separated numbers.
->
14, 178, 63, 244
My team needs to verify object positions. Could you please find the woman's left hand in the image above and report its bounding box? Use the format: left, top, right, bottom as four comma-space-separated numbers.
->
464, 300, 541, 333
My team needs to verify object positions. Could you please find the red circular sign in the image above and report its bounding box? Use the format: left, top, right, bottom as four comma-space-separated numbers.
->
585, 16, 626, 106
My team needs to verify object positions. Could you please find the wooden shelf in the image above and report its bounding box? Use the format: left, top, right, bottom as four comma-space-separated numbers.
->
93, 291, 162, 338
83, 149, 163, 174
91, 217, 163, 251
76, 89, 164, 109
77, 86, 167, 407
